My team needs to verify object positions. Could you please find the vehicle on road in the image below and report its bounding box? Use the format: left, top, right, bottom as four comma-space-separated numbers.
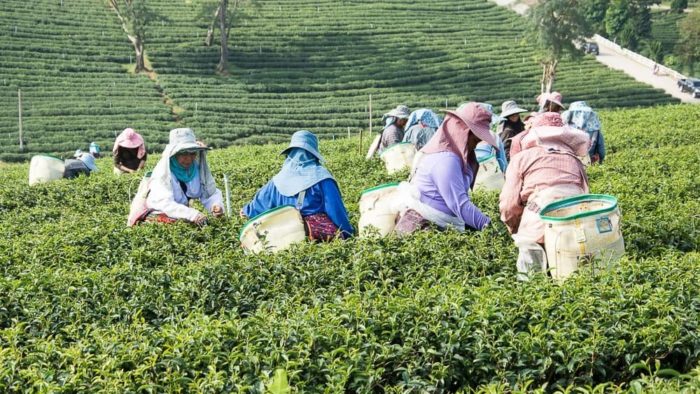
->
677, 78, 700, 98
583, 42, 599, 56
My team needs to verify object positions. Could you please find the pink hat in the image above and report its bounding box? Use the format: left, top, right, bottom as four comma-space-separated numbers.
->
540, 92, 564, 109
445, 103, 498, 148
113, 128, 146, 158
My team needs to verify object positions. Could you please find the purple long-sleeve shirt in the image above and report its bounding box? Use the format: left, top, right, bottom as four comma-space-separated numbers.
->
413, 152, 490, 230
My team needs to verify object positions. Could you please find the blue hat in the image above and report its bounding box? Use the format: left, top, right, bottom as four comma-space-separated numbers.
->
281, 130, 324, 162
77, 152, 98, 172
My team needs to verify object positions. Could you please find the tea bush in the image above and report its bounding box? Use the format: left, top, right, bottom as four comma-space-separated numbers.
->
0, 104, 698, 391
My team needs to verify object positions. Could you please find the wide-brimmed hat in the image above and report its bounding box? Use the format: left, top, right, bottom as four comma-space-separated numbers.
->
500, 100, 528, 118
384, 105, 411, 119
540, 92, 565, 109
77, 152, 98, 172
116, 128, 144, 149
167, 128, 207, 157
446, 102, 499, 148
281, 130, 324, 162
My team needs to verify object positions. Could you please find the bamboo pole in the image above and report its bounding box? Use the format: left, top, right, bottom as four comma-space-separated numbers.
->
224, 174, 232, 217
369, 94, 372, 137
18, 89, 23, 152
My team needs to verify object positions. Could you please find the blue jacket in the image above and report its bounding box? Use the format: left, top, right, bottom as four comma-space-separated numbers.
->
243, 178, 354, 237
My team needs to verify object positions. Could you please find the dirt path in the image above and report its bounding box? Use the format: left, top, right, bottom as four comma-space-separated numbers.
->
489, 0, 700, 104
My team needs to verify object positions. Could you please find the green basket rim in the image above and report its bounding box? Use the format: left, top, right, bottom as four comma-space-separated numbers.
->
477, 153, 496, 164
34, 154, 63, 161
540, 194, 618, 222
379, 142, 415, 158
238, 204, 296, 239
360, 182, 400, 196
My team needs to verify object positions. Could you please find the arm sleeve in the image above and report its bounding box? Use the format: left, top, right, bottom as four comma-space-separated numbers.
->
499, 157, 525, 234
242, 181, 279, 218
596, 131, 606, 163
320, 179, 355, 237
431, 157, 490, 230
201, 188, 224, 213
147, 178, 202, 222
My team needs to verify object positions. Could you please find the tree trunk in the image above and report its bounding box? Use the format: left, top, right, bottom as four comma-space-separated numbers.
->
541, 59, 558, 94
131, 35, 146, 73
205, 5, 221, 46
216, 0, 229, 74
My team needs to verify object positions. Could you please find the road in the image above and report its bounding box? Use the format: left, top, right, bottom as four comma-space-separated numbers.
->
489, 0, 700, 104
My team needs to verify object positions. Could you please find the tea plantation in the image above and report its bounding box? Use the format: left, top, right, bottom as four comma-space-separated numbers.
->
1, 103, 698, 392
0, 0, 679, 162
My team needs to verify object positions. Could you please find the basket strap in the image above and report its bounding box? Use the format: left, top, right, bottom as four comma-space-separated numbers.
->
295, 190, 306, 210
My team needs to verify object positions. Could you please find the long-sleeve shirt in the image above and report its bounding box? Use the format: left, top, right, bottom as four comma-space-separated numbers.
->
147, 174, 223, 222
499, 146, 589, 233
243, 178, 354, 237
412, 152, 490, 230
378, 124, 404, 153
589, 130, 606, 164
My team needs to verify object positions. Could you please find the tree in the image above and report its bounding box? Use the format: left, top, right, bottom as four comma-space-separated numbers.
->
527, 0, 592, 93
107, 0, 159, 73
604, 0, 659, 51
670, 0, 688, 13
580, 0, 610, 35
675, 10, 700, 74
199, 0, 257, 75
643, 40, 664, 63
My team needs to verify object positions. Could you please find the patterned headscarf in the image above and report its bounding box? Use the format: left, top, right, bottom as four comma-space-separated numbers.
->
562, 101, 601, 133
405, 109, 441, 130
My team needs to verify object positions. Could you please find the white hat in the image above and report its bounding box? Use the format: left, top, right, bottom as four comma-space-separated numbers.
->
500, 100, 528, 118
167, 128, 207, 157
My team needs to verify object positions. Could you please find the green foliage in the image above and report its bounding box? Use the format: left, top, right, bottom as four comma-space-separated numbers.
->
0, 104, 699, 391
580, 0, 610, 35
670, 0, 689, 12
675, 10, 700, 76
642, 39, 664, 63
605, 0, 659, 50
527, 0, 591, 59
650, 9, 686, 60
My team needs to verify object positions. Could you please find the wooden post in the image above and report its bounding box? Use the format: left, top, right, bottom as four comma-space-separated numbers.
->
347, 127, 350, 139
18, 89, 23, 152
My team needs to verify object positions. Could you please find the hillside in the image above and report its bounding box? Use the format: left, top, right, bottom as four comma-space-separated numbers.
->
1, 104, 699, 391
0, 0, 679, 162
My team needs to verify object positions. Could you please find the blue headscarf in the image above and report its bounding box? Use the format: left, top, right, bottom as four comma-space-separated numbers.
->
272, 148, 334, 197
405, 109, 442, 130
170, 156, 199, 183
562, 101, 601, 134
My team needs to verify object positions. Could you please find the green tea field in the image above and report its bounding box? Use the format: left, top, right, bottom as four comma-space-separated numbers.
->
0, 0, 679, 162
1, 104, 698, 392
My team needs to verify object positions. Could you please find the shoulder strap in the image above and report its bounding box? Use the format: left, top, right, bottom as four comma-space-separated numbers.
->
295, 189, 306, 210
